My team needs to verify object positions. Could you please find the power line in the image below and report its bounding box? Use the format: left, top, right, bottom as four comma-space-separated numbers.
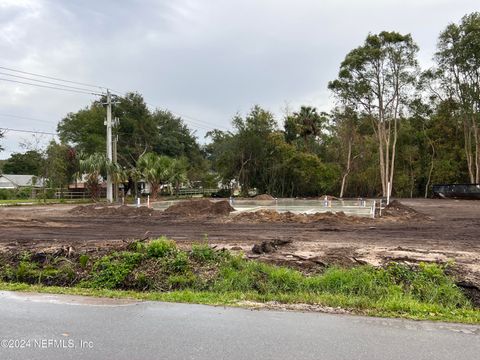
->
173, 112, 229, 132
0, 127, 57, 136
0, 65, 106, 91
0, 78, 101, 96
0, 71, 103, 94
0, 65, 229, 132
108, 91, 228, 131
0, 113, 55, 125
144, 102, 228, 132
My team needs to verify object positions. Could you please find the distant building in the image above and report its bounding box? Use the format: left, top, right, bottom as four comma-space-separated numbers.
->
0, 174, 44, 189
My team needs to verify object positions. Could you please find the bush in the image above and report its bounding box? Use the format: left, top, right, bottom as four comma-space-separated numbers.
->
126, 240, 147, 253
85, 252, 144, 289
132, 272, 152, 290
167, 252, 189, 273
15, 187, 33, 199
13, 261, 39, 283
190, 244, 217, 263
146, 238, 177, 258
0, 189, 13, 200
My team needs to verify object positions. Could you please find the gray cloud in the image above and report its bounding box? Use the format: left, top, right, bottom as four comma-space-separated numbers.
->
0, 0, 478, 157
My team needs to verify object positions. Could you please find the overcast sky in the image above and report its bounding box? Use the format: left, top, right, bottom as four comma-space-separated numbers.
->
0, 0, 478, 158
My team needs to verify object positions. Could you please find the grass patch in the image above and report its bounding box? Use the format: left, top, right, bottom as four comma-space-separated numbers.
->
0, 237, 478, 324
190, 243, 219, 263
146, 237, 177, 258
0, 199, 92, 206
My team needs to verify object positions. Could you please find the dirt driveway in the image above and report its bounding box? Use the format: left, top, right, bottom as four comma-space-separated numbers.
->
1, 199, 479, 287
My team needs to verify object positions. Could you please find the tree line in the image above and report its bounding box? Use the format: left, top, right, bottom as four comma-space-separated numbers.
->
0, 12, 479, 198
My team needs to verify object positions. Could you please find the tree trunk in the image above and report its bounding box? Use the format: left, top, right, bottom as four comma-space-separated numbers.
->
473, 119, 479, 183
378, 122, 386, 196
464, 118, 475, 183
339, 139, 353, 198
388, 117, 398, 198
425, 140, 435, 198
150, 183, 159, 200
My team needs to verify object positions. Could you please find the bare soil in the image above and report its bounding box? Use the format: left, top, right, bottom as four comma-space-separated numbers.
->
0, 199, 479, 292
253, 194, 275, 200
164, 199, 234, 216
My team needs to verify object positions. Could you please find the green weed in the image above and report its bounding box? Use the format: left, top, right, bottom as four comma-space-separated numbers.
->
167, 252, 190, 273
146, 237, 177, 258
83, 252, 144, 289
79, 255, 90, 269
190, 244, 217, 263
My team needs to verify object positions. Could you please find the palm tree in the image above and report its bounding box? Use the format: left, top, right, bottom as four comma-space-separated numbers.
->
293, 106, 324, 151
127, 166, 143, 198
107, 162, 128, 201
78, 153, 108, 200
137, 153, 173, 200
169, 158, 189, 196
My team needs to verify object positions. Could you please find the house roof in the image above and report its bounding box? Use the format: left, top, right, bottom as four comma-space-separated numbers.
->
0, 174, 43, 188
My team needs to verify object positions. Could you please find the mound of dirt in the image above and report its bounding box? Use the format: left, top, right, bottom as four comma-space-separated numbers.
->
164, 199, 234, 217
253, 194, 275, 200
69, 205, 155, 217
231, 210, 367, 224
382, 200, 428, 220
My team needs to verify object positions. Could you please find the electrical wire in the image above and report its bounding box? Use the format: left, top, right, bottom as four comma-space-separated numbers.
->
0, 65, 229, 131
0, 65, 105, 90
144, 102, 228, 132
0, 113, 56, 125
0, 127, 57, 136
0, 71, 104, 94
0, 78, 102, 96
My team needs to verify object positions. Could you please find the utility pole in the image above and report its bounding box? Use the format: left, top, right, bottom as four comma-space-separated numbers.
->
112, 122, 118, 164
105, 90, 113, 203
112, 117, 119, 201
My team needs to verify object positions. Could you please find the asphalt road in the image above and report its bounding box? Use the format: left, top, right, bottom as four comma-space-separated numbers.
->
0, 291, 479, 360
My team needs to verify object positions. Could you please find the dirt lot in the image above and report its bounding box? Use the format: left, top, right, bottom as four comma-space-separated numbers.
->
1, 199, 479, 288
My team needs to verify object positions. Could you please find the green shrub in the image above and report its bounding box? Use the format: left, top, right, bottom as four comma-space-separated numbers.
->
132, 272, 152, 290
14, 261, 39, 283
167, 252, 190, 273
0, 189, 14, 200
146, 238, 177, 258
127, 241, 146, 253
190, 244, 217, 263
15, 187, 33, 199
0, 264, 15, 280
85, 252, 144, 289
38, 263, 76, 286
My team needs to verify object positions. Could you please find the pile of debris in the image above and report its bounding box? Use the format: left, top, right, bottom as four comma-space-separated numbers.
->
164, 199, 234, 217
251, 239, 292, 254
69, 205, 155, 217
253, 194, 275, 200
231, 210, 368, 224
382, 200, 429, 220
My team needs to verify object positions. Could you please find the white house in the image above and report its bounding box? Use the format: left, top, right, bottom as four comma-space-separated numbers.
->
0, 174, 44, 189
